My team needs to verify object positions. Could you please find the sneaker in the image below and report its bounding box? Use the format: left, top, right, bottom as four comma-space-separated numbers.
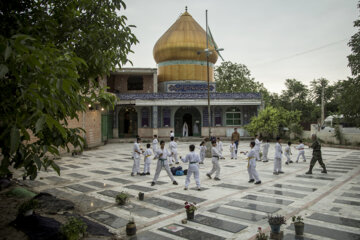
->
305, 171, 312, 175
184, 187, 188, 190
151, 181, 155, 186
137, 172, 141, 175
131, 173, 135, 176
146, 172, 150, 175
176, 162, 179, 164
273, 172, 279, 175
278, 171, 284, 174
254, 181, 261, 185
289, 161, 293, 163
285, 162, 289, 165
199, 162, 204, 164
248, 179, 255, 183
263, 160, 268, 162
206, 173, 212, 179
214, 177, 221, 181
173, 181, 178, 185
321, 169, 327, 174
140, 173, 145, 176
197, 188, 201, 191
231, 158, 233, 159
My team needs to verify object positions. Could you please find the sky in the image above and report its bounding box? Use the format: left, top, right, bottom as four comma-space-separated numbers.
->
122, 0, 358, 93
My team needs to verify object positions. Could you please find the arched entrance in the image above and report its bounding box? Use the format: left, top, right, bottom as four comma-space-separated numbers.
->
118, 107, 137, 138
174, 107, 201, 137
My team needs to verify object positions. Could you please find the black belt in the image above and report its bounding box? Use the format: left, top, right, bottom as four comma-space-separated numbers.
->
190, 162, 197, 164
212, 156, 219, 158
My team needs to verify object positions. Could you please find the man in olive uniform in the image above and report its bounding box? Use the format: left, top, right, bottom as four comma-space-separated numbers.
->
306, 134, 327, 174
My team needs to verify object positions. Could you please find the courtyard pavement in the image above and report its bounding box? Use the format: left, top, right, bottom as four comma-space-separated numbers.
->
20, 141, 360, 240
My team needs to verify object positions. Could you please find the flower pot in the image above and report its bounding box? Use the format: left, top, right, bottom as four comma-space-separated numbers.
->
126, 222, 136, 236
270, 224, 281, 234
294, 222, 304, 236
138, 192, 144, 201
186, 211, 194, 220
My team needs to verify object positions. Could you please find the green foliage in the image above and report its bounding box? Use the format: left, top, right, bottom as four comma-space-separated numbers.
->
18, 199, 38, 216
116, 191, 130, 205
267, 214, 286, 225
348, 1, 360, 77
256, 227, 268, 240
60, 217, 87, 240
0, 0, 138, 178
292, 215, 304, 224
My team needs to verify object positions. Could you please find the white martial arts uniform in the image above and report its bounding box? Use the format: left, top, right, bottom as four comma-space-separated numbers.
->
274, 142, 283, 173
199, 145, 207, 163
143, 148, 153, 174
254, 138, 262, 161
285, 145, 292, 163
262, 142, 270, 162
170, 132, 174, 138
132, 142, 142, 174
152, 138, 158, 153
169, 140, 179, 164
247, 148, 260, 182
296, 143, 306, 162
181, 151, 201, 189
183, 122, 188, 137
207, 146, 222, 178
152, 148, 176, 183
217, 141, 224, 159
230, 143, 237, 159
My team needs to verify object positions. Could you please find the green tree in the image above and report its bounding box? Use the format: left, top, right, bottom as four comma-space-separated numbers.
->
0, 0, 138, 179
310, 78, 339, 115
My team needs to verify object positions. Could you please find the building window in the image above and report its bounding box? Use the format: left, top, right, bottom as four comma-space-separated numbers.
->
127, 76, 143, 90
243, 106, 257, 125
215, 107, 222, 126
141, 107, 149, 127
163, 108, 171, 127
203, 108, 213, 127
226, 107, 241, 126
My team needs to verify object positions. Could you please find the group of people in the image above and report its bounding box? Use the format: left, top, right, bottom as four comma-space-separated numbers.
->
130, 128, 327, 190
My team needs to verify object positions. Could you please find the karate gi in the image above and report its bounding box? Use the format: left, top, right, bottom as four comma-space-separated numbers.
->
285, 145, 292, 163
170, 132, 174, 138
143, 148, 153, 174
217, 141, 224, 159
247, 149, 260, 182
132, 142, 142, 174
152, 148, 176, 183
181, 151, 201, 189
199, 145, 207, 163
207, 146, 222, 178
230, 143, 237, 159
152, 138, 158, 153
254, 138, 262, 161
169, 140, 179, 164
262, 142, 270, 162
296, 143, 306, 162
274, 142, 283, 173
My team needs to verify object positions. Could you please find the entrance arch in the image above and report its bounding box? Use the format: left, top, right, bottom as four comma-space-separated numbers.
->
174, 107, 201, 137
118, 106, 137, 138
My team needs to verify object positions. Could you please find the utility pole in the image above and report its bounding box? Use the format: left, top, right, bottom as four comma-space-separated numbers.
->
206, 9, 211, 139
321, 84, 325, 126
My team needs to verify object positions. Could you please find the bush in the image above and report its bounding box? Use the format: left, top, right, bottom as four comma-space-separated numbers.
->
116, 192, 130, 205
18, 199, 38, 216
60, 217, 87, 240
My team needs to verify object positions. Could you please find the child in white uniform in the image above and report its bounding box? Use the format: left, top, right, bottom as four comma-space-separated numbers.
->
295, 140, 306, 163
245, 141, 261, 184
285, 141, 293, 165
217, 137, 224, 159
199, 141, 207, 164
274, 136, 284, 175
169, 137, 179, 164
230, 140, 237, 159
181, 144, 201, 190
131, 137, 143, 176
262, 139, 270, 162
254, 135, 262, 161
152, 135, 158, 156
142, 143, 153, 175
207, 141, 222, 180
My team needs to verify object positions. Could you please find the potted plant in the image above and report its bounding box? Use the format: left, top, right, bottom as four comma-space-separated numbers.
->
115, 191, 129, 205
184, 201, 197, 220
60, 217, 87, 240
292, 215, 304, 236
138, 192, 144, 201
267, 214, 286, 234
126, 217, 136, 236
18, 199, 39, 217
256, 227, 268, 240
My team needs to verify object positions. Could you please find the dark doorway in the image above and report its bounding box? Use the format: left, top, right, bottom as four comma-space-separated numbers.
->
118, 107, 137, 138
183, 114, 193, 136
174, 107, 201, 137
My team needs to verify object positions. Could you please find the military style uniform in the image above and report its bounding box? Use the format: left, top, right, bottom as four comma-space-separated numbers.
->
306, 139, 327, 174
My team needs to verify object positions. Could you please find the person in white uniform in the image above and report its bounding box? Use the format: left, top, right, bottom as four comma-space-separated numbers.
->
169, 137, 179, 164
274, 136, 284, 175
181, 144, 201, 191
254, 135, 262, 161
295, 140, 306, 163
151, 140, 178, 186
152, 135, 158, 155
285, 141, 293, 165
262, 139, 270, 162
230, 140, 237, 159
182, 122, 189, 137
199, 141, 207, 164
141, 143, 153, 175
131, 137, 143, 176
170, 131, 174, 138
217, 137, 224, 159
206, 141, 222, 180
245, 141, 261, 184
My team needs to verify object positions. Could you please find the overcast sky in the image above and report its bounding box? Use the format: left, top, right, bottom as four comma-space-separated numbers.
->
122, 0, 358, 93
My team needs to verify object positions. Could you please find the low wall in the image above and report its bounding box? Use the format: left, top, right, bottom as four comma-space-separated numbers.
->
303, 125, 360, 145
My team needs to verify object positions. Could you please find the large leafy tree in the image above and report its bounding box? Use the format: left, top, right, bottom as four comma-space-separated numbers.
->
0, 0, 138, 179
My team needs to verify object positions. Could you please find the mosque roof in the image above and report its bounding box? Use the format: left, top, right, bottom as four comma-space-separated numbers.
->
116, 92, 261, 100
153, 10, 218, 64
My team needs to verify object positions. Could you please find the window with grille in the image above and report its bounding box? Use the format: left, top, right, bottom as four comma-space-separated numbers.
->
226, 107, 241, 126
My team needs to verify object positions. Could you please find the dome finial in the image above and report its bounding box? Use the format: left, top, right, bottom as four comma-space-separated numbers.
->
185, 6, 188, 12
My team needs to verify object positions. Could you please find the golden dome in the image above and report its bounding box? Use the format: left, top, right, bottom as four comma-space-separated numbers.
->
153, 11, 218, 64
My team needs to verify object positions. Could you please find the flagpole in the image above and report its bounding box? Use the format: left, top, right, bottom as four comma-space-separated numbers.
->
206, 9, 211, 140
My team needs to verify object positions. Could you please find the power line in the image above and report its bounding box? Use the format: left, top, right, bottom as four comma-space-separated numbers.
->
254, 38, 349, 67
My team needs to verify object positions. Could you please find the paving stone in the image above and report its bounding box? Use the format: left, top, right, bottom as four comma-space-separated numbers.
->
106, 177, 133, 184
226, 201, 281, 213
111, 159, 128, 163
350, 187, 360, 191
273, 184, 317, 192
88, 210, 128, 229
66, 173, 88, 179
22, 180, 47, 187
90, 170, 112, 175
259, 189, 307, 198
65, 164, 82, 169
283, 233, 316, 240
327, 166, 354, 170
242, 194, 293, 205
85, 181, 113, 189
117, 203, 163, 218
191, 214, 247, 233
164, 192, 207, 203
334, 199, 360, 206
106, 167, 126, 172
296, 175, 335, 181
159, 223, 225, 240
315, 169, 348, 173
144, 197, 183, 210
98, 190, 124, 198
287, 180, 324, 186
190, 187, 209, 191
147, 181, 168, 185
327, 163, 356, 167
208, 206, 266, 222
67, 184, 96, 193
288, 223, 360, 240
330, 207, 341, 212
46, 176, 70, 184
342, 192, 360, 199
129, 231, 172, 240
214, 183, 248, 190
309, 212, 360, 228
125, 184, 156, 192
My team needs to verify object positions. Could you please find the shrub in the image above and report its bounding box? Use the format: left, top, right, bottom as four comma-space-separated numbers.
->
60, 217, 87, 240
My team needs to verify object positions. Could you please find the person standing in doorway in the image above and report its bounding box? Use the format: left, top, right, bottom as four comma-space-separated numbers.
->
231, 128, 240, 154
183, 122, 189, 137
